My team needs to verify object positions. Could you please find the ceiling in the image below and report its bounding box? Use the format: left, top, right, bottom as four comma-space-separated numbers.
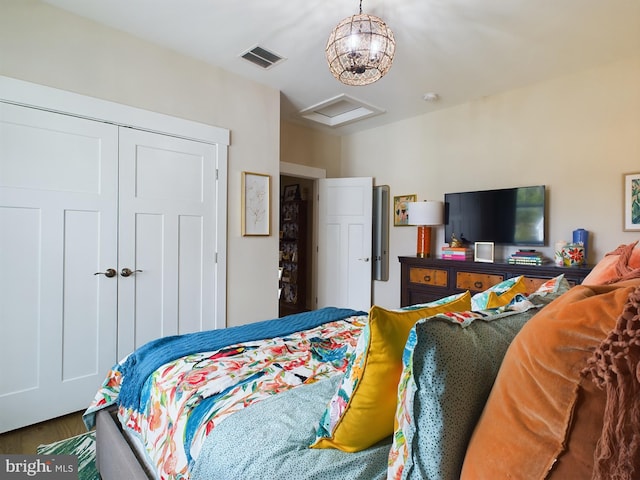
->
42, 0, 640, 136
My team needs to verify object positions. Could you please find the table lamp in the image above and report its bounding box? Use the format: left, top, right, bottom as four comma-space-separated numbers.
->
407, 200, 444, 258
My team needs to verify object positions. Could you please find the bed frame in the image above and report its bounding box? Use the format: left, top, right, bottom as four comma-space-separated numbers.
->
95, 407, 154, 480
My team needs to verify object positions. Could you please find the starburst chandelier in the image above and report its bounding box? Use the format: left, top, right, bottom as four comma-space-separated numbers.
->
325, 0, 396, 86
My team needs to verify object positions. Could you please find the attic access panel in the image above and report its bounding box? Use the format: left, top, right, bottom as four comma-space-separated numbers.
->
299, 94, 385, 127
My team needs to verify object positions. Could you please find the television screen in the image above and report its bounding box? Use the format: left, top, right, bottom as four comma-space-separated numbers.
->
444, 185, 546, 246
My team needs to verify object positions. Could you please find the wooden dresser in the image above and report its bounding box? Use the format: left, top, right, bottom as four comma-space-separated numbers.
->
399, 256, 593, 307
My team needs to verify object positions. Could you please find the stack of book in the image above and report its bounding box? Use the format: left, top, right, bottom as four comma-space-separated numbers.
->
441, 246, 473, 261
508, 249, 545, 265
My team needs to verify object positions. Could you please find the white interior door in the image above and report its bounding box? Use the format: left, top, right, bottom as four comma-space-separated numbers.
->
0, 103, 118, 432
317, 177, 373, 311
117, 128, 218, 359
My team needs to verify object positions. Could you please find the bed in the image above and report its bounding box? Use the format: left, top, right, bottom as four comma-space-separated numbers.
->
83, 245, 640, 480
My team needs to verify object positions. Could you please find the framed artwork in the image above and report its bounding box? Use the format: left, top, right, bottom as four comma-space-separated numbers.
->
474, 242, 495, 263
283, 184, 299, 202
624, 173, 640, 231
241, 171, 271, 236
393, 194, 417, 226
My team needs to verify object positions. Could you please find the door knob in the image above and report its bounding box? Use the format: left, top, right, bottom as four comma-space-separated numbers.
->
94, 268, 117, 278
358, 257, 370, 262
121, 268, 143, 277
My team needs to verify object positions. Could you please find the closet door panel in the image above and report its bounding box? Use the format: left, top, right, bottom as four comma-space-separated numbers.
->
117, 128, 217, 359
178, 214, 204, 335
0, 103, 118, 433
62, 209, 104, 381
132, 212, 165, 349
0, 206, 40, 394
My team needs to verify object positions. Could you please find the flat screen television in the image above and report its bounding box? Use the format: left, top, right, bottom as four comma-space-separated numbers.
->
444, 185, 546, 246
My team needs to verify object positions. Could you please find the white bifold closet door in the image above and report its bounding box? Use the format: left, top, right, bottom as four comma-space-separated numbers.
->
117, 128, 218, 359
0, 103, 219, 432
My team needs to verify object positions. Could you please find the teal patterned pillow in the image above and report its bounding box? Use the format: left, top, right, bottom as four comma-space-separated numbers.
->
471, 276, 524, 310
387, 308, 536, 480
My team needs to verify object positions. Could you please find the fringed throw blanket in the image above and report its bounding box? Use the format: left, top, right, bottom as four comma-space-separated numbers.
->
602, 241, 640, 284
584, 284, 640, 480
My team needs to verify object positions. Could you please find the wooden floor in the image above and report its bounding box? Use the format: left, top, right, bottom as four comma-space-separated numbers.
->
0, 411, 87, 454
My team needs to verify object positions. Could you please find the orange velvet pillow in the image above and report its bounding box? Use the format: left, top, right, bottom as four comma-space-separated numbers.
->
582, 241, 640, 285
460, 280, 640, 479
546, 375, 605, 479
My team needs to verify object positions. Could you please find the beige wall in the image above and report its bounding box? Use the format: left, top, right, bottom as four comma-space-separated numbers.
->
338, 56, 640, 308
281, 121, 342, 177
1, 0, 281, 326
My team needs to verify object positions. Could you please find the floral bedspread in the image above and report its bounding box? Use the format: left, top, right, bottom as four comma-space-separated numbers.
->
84, 314, 367, 480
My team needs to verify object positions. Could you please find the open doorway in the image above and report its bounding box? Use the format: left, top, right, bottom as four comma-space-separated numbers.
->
278, 162, 326, 317
279, 175, 313, 316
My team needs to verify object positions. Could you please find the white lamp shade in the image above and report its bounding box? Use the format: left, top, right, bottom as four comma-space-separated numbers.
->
407, 201, 443, 226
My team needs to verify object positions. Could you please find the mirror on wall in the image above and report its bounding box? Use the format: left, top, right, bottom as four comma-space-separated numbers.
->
373, 185, 390, 281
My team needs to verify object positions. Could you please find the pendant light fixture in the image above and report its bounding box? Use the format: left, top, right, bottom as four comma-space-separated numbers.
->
325, 0, 396, 86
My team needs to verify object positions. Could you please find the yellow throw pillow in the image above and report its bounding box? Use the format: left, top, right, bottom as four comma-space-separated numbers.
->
311, 292, 471, 452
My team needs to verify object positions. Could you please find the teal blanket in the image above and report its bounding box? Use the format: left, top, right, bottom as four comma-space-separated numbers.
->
191, 375, 390, 480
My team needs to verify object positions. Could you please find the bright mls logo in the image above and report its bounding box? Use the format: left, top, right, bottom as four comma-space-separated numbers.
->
1, 455, 77, 479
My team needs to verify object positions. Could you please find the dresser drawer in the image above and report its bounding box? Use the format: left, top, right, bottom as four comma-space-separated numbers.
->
456, 272, 504, 292
409, 267, 448, 287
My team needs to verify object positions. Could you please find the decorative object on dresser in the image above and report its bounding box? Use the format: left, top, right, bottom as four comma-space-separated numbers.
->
508, 249, 545, 265
554, 241, 568, 266
279, 199, 308, 316
474, 242, 495, 263
562, 243, 586, 266
441, 246, 474, 261
406, 200, 444, 258
398, 256, 593, 307
572, 228, 590, 262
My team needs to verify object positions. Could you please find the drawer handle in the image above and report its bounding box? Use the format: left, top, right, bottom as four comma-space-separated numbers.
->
474, 281, 483, 289
423, 275, 431, 282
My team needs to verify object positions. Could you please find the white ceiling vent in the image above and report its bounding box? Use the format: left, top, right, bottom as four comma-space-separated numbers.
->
299, 94, 385, 127
240, 45, 286, 69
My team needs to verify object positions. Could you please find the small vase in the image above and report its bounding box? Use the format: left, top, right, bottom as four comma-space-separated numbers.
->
572, 229, 589, 264
554, 241, 567, 266
562, 244, 585, 266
